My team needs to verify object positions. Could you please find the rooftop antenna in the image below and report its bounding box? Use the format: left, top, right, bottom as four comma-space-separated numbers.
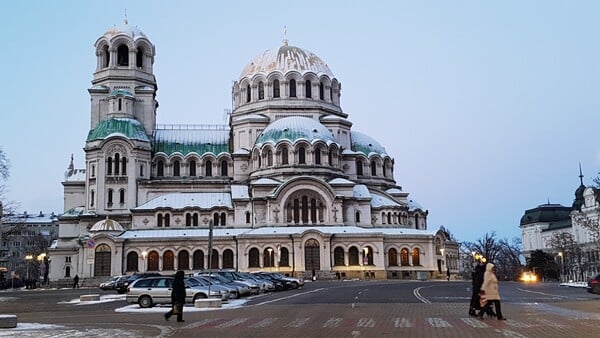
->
547, 197, 551, 205
579, 162, 584, 186
283, 25, 288, 46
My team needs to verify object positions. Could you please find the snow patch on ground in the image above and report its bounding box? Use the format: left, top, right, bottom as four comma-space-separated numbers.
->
57, 293, 126, 305
115, 298, 248, 313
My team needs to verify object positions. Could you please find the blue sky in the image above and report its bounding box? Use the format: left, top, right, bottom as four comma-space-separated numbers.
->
1, 1, 599, 243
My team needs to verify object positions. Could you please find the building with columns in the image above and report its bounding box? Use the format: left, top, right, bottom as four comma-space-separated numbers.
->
48, 21, 458, 282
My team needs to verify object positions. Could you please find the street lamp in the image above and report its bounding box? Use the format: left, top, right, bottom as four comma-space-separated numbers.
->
141, 251, 148, 272
25, 254, 34, 286
558, 252, 564, 282
267, 248, 273, 271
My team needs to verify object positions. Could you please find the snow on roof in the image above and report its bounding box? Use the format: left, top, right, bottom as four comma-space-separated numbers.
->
232, 148, 251, 155
329, 178, 355, 185
134, 193, 232, 210
353, 185, 371, 198
232, 114, 269, 122
117, 226, 436, 240
386, 188, 403, 194
370, 193, 401, 208
255, 116, 337, 147
2, 211, 59, 224
240, 45, 334, 79
253, 178, 281, 185
408, 199, 425, 211
90, 217, 125, 232
351, 131, 389, 157
153, 127, 230, 156
65, 168, 86, 182
231, 185, 249, 199
103, 22, 148, 41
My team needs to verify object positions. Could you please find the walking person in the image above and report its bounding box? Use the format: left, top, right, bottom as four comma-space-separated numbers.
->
478, 263, 506, 320
72, 274, 79, 288
164, 270, 186, 322
468, 261, 485, 316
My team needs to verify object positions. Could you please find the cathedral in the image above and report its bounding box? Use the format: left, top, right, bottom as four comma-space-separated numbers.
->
48, 21, 458, 282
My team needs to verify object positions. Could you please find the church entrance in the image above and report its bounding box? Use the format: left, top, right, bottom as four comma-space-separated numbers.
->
94, 244, 111, 277
304, 239, 320, 276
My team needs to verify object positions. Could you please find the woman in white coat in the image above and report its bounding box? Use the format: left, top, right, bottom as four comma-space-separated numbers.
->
478, 263, 507, 320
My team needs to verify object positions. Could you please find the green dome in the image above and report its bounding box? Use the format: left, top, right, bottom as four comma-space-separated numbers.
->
87, 118, 150, 142
351, 131, 388, 157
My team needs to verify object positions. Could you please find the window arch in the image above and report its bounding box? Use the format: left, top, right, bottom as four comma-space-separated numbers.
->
371, 161, 377, 176
114, 153, 120, 175
205, 160, 212, 176
121, 156, 127, 175
117, 45, 129, 66
245, 211, 251, 224
107, 157, 113, 175
355, 211, 361, 223
356, 160, 363, 176
400, 248, 410, 266
147, 251, 159, 271
220, 212, 226, 226
221, 160, 228, 176
178, 251, 190, 270
223, 249, 234, 269
289, 79, 297, 97
273, 79, 280, 98
157, 160, 164, 177
213, 212, 220, 226
248, 248, 260, 268
107, 189, 113, 206
333, 247, 345, 266
319, 82, 324, 100
363, 246, 374, 265
267, 150, 273, 166
90, 190, 95, 207
246, 84, 251, 102
136, 47, 144, 68
189, 160, 196, 176
193, 250, 204, 270
258, 82, 264, 100
315, 148, 321, 165
163, 250, 175, 271
173, 160, 180, 176
102, 45, 110, 68
305, 80, 312, 98
279, 247, 289, 266
298, 147, 306, 164
263, 248, 275, 267
210, 249, 219, 269
281, 146, 288, 165
348, 246, 359, 266
126, 251, 138, 272
388, 248, 398, 266
412, 248, 421, 266
119, 189, 125, 204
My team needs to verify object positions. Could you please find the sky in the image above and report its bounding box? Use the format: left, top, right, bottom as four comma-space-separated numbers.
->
1, 1, 599, 243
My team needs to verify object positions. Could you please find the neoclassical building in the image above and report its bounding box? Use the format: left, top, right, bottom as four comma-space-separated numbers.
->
48, 21, 458, 282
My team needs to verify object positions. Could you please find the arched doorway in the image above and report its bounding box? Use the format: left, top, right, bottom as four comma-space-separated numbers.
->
94, 244, 111, 277
304, 239, 320, 276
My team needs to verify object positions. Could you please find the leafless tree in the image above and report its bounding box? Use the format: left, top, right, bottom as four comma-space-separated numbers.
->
547, 231, 586, 281
462, 232, 524, 280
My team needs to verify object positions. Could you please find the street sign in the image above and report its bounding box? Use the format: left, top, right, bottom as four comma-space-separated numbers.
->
86, 238, 95, 249
86, 259, 94, 264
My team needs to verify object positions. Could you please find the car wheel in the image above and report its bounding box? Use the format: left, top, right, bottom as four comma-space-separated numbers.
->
291, 282, 299, 289
138, 295, 153, 308
193, 293, 208, 302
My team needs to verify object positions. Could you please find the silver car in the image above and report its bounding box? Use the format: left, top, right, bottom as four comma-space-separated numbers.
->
126, 276, 225, 308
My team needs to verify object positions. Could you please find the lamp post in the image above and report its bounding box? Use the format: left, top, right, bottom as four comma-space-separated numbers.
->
267, 248, 273, 271
558, 252, 564, 282
25, 254, 33, 287
141, 251, 148, 272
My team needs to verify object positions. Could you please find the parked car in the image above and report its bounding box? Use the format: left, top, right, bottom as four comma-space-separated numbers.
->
254, 272, 292, 291
126, 276, 225, 308
99, 275, 125, 291
196, 272, 251, 297
114, 273, 162, 294
210, 270, 261, 295
263, 272, 304, 289
193, 275, 241, 299
587, 273, 600, 295
186, 276, 231, 300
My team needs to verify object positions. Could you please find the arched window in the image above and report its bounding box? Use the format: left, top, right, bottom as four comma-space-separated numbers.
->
412, 248, 421, 266
220, 212, 226, 225
334, 247, 345, 266
273, 79, 280, 98
163, 250, 174, 271
248, 248, 260, 268
246, 84, 251, 102
371, 161, 377, 176
157, 214, 163, 227
126, 251, 138, 272
356, 160, 363, 176
213, 212, 220, 226
245, 211, 251, 224
136, 47, 144, 69
387, 213, 392, 224
189, 160, 196, 176
117, 45, 129, 66
103, 45, 110, 68
267, 150, 273, 166
139, 164, 144, 177
114, 153, 120, 175
330, 87, 333, 103
193, 250, 204, 270
281, 146, 288, 165
205, 160, 212, 176
193, 213, 198, 226
107, 189, 113, 206
147, 251, 159, 271
107, 157, 113, 175
328, 151, 332, 165
178, 251, 190, 270
415, 214, 419, 229
221, 160, 228, 176
263, 248, 275, 267
289, 79, 296, 97
298, 147, 306, 164
301, 196, 309, 223
258, 82, 264, 100
388, 248, 398, 266
90, 190, 95, 207
223, 249, 234, 269
319, 82, 324, 100
210, 249, 219, 269
121, 157, 127, 175
315, 148, 321, 165
173, 160, 180, 177
186, 213, 192, 226
118, 98, 122, 111
164, 214, 170, 227
279, 247, 290, 266
363, 246, 374, 265
383, 162, 387, 177
157, 160, 164, 177
348, 247, 359, 266
400, 248, 410, 266
119, 189, 125, 204
305, 80, 312, 98
355, 211, 360, 223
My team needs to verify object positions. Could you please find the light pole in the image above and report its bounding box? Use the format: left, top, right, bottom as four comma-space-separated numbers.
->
558, 252, 564, 282
141, 251, 148, 272
267, 248, 273, 271
25, 254, 33, 287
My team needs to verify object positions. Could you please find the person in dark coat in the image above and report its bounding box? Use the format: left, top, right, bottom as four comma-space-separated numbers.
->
469, 262, 485, 316
165, 270, 186, 322
73, 275, 79, 288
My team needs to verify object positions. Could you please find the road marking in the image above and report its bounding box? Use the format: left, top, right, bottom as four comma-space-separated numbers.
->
356, 318, 375, 328
283, 317, 310, 328
248, 317, 278, 328
427, 317, 451, 327
516, 288, 568, 299
215, 318, 248, 328
413, 286, 432, 304
393, 317, 412, 328
496, 329, 529, 338
533, 318, 567, 328
322, 317, 343, 328
505, 319, 529, 328
252, 288, 325, 306
186, 318, 221, 328
461, 317, 489, 328
351, 331, 361, 337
